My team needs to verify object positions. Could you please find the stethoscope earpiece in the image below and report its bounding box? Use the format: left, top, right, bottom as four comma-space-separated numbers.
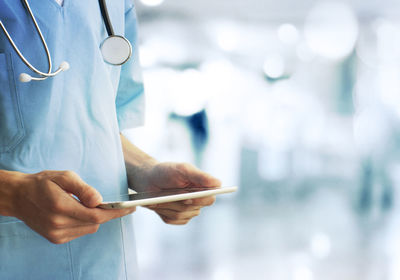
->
19, 73, 32, 83
19, 61, 70, 83
60, 61, 70, 71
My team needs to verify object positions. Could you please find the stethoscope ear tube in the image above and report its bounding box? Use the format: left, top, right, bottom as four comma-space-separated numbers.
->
0, 0, 69, 82
19, 61, 70, 82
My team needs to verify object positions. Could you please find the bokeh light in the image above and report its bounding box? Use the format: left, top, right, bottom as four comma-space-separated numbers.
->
278, 23, 300, 45
140, 0, 164, 7
304, 1, 359, 60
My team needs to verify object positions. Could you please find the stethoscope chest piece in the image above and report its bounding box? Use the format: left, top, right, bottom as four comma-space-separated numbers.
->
100, 35, 132, 66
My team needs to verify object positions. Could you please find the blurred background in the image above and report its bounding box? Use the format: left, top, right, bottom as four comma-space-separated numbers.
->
123, 0, 400, 279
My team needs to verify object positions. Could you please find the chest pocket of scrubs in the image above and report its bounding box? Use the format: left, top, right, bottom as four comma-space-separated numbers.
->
0, 53, 25, 153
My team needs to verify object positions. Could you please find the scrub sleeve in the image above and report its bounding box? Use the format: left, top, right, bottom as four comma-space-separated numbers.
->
0, 0, 144, 279
116, 3, 145, 131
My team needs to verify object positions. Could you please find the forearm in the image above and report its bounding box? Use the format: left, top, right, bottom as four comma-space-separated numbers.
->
120, 134, 158, 190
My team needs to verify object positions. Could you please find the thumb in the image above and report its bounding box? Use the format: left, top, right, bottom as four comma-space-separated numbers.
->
182, 164, 222, 188
51, 171, 103, 208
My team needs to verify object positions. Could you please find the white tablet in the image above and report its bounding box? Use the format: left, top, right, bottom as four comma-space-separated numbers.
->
98, 186, 238, 209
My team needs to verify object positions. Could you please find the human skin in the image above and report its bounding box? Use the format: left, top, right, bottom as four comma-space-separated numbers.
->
121, 134, 221, 225
0, 136, 221, 243
0, 169, 136, 244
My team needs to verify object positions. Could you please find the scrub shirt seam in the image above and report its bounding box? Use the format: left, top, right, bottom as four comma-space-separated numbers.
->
125, 6, 134, 15
67, 242, 76, 280
119, 218, 129, 280
44, 0, 64, 11
5, 53, 26, 153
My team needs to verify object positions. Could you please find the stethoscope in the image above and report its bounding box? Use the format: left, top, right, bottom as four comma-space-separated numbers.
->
0, 0, 132, 83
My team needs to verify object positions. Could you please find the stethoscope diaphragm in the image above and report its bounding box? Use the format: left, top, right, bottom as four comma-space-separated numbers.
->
100, 35, 132, 66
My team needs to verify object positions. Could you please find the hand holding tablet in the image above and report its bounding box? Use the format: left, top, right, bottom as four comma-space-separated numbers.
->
98, 186, 237, 209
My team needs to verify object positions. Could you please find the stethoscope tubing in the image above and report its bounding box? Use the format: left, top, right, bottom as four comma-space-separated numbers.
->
0, 0, 55, 79
98, 0, 114, 36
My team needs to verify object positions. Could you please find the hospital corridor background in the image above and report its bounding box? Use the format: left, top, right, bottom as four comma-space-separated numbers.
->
123, 0, 400, 279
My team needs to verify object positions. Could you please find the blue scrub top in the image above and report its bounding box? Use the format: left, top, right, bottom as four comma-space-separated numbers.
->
0, 0, 144, 279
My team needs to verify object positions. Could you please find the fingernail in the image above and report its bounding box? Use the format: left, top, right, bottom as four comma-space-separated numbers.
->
183, 199, 193, 205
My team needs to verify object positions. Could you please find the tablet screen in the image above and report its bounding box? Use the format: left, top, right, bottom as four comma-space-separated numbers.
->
124, 187, 220, 200
99, 186, 237, 209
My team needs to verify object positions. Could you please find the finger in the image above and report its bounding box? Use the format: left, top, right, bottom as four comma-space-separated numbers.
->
68, 207, 136, 224
23, 214, 101, 244
185, 196, 216, 207
38, 180, 135, 224
54, 195, 136, 224
44, 213, 96, 229
148, 201, 201, 211
159, 214, 191, 225
45, 205, 136, 229
155, 208, 200, 221
51, 171, 102, 208
45, 224, 101, 244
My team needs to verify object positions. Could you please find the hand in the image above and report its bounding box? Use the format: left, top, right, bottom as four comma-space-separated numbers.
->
8, 170, 136, 244
131, 162, 221, 225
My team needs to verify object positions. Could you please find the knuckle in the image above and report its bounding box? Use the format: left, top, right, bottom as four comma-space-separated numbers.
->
46, 231, 63, 244
78, 184, 97, 201
175, 162, 185, 169
89, 225, 100, 234
176, 220, 189, 225
63, 170, 77, 178
48, 217, 64, 229
173, 212, 186, 220
176, 162, 191, 172
90, 213, 104, 224
52, 239, 67, 245
181, 205, 193, 211
37, 170, 51, 177
207, 196, 216, 205
33, 171, 50, 185
161, 216, 171, 224
48, 199, 64, 213
200, 196, 215, 206
59, 171, 79, 184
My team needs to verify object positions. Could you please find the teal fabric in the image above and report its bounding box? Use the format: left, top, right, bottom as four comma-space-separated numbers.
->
0, 0, 144, 279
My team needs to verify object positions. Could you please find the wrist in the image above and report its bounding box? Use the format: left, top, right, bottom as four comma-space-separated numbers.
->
0, 170, 29, 217
120, 134, 159, 190
126, 158, 158, 190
